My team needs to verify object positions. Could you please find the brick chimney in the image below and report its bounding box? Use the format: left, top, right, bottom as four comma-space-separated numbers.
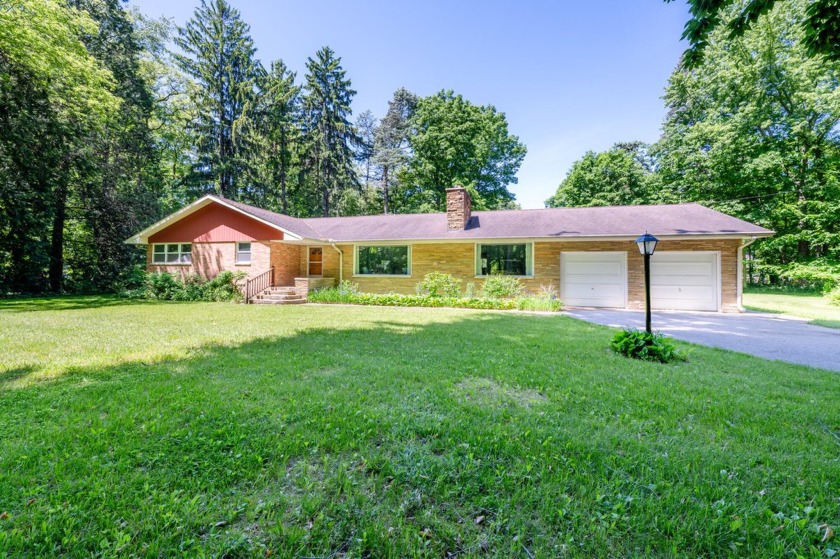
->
446, 186, 472, 230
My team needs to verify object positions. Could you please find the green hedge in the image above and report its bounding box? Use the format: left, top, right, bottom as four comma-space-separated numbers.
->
119, 270, 246, 302
308, 284, 563, 312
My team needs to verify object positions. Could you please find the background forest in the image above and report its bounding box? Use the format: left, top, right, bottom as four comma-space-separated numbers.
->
1, 0, 838, 294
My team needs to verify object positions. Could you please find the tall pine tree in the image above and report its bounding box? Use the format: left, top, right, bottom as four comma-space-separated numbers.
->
175, 0, 261, 199
301, 46, 358, 217
372, 88, 417, 214
249, 59, 301, 214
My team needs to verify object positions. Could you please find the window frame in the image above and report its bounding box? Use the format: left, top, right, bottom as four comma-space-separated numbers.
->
474, 242, 534, 278
235, 242, 252, 265
152, 243, 192, 265
353, 244, 412, 277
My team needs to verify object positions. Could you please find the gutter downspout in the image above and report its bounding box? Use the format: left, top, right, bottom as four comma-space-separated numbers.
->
330, 242, 343, 283
737, 237, 758, 312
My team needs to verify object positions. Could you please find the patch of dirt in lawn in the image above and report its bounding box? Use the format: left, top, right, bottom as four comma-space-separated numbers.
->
454, 377, 546, 408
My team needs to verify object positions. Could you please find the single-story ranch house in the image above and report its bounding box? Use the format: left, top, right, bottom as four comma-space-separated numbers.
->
126, 187, 773, 312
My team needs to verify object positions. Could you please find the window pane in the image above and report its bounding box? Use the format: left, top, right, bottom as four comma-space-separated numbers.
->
181, 243, 192, 253
237, 242, 250, 251
237, 252, 251, 263
166, 253, 179, 263
153, 253, 165, 263
180, 253, 192, 264
480, 244, 527, 276
167, 244, 179, 253
358, 246, 408, 275
153, 244, 165, 254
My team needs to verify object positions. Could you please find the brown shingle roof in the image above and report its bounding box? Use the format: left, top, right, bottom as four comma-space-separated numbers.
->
217, 197, 773, 242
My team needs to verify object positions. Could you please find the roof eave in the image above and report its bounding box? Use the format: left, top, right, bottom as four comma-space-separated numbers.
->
124, 194, 307, 244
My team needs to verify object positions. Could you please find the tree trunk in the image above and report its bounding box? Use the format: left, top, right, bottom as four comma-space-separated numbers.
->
49, 173, 68, 292
382, 164, 389, 214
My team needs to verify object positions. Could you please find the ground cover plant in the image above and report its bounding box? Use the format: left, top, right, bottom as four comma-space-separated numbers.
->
0, 297, 838, 557
610, 329, 686, 364
743, 288, 840, 329
310, 276, 563, 312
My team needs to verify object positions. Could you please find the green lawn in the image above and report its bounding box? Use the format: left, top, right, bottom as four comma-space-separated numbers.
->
743, 290, 840, 328
1, 297, 838, 557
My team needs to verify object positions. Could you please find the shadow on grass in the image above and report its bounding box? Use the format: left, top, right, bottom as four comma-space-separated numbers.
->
0, 295, 176, 313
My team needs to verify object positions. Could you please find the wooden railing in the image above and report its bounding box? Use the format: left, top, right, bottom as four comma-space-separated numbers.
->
244, 266, 274, 304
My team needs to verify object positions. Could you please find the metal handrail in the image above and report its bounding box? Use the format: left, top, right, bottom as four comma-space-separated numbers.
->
244, 266, 274, 304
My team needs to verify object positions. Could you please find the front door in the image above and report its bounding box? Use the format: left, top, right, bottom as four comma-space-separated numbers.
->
308, 247, 323, 277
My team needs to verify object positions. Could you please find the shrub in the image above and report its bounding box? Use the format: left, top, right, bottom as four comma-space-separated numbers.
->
514, 284, 562, 311
610, 329, 686, 364
829, 287, 840, 307
775, 262, 840, 292
308, 289, 523, 311
145, 272, 183, 300
127, 271, 245, 302
337, 280, 359, 295
465, 282, 477, 299
416, 272, 462, 298
201, 271, 246, 302
482, 274, 523, 299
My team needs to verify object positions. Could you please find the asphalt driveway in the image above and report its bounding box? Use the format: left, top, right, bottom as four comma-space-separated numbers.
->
565, 308, 840, 372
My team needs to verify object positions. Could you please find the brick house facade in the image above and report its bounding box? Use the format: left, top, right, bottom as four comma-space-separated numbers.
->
127, 190, 772, 312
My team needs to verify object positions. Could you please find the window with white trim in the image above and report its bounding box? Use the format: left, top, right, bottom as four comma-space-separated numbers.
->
236, 242, 252, 264
355, 245, 410, 276
476, 243, 532, 276
152, 243, 192, 264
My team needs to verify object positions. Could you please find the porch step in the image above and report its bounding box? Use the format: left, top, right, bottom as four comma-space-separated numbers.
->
251, 297, 307, 305
248, 285, 307, 304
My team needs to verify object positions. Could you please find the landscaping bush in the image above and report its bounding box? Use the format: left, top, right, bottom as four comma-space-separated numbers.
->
416, 272, 462, 298
124, 271, 245, 302
145, 271, 184, 300
482, 274, 524, 299
464, 282, 477, 298
610, 329, 686, 364
308, 288, 521, 310
516, 284, 563, 312
829, 287, 840, 307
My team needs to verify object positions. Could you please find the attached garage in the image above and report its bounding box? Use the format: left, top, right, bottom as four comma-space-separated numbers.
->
651, 252, 720, 312
560, 252, 627, 308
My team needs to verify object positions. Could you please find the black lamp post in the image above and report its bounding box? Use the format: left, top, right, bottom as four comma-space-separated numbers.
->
635, 232, 659, 334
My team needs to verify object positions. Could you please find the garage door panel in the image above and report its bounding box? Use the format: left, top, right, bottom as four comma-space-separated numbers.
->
652, 274, 715, 287
565, 273, 623, 285
652, 262, 713, 277
565, 284, 625, 299
650, 253, 719, 311
652, 285, 715, 301
561, 252, 627, 308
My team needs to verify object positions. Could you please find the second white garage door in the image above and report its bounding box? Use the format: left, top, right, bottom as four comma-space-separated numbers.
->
561, 252, 627, 308
651, 252, 720, 311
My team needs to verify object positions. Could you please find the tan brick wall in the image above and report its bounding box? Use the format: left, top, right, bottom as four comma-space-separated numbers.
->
326, 238, 742, 312
147, 241, 270, 281
270, 242, 301, 286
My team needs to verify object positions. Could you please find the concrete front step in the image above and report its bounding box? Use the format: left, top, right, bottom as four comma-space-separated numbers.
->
251, 298, 307, 305
256, 293, 301, 300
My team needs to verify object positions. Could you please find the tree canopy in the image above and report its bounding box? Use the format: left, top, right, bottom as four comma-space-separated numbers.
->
400, 90, 526, 211
546, 142, 663, 208
668, 0, 840, 67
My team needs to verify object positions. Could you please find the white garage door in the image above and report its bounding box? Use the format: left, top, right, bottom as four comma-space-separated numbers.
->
651, 252, 719, 311
561, 252, 627, 308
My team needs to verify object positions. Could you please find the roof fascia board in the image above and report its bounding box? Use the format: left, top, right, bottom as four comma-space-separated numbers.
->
124, 195, 305, 244
316, 233, 773, 245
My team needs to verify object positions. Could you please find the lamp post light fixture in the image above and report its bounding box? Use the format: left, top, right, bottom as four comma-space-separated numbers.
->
635, 232, 659, 334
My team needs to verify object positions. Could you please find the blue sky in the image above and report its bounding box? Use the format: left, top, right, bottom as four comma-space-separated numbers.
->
130, 0, 690, 208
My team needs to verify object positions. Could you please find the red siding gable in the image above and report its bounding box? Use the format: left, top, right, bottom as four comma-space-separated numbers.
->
149, 202, 283, 243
